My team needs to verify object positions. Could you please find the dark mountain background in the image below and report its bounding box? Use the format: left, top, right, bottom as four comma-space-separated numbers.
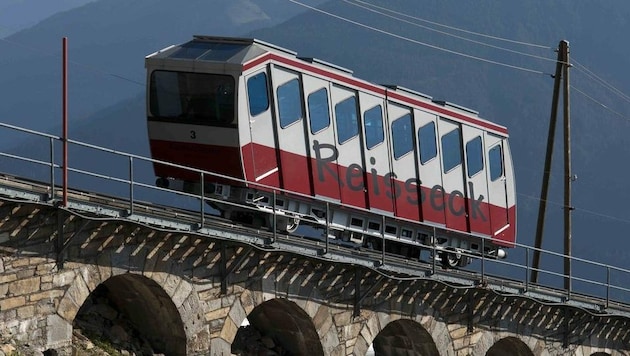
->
0, 0, 96, 37
2, 0, 630, 295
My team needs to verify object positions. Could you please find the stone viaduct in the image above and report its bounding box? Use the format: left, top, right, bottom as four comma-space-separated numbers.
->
0, 194, 629, 355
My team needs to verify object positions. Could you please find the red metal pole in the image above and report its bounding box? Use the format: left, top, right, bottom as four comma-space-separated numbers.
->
62, 37, 68, 207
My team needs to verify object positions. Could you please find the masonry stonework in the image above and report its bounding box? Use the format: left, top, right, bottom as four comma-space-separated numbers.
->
1, 200, 629, 355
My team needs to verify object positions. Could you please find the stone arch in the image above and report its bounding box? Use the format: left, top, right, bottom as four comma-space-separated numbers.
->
231, 297, 325, 355
372, 319, 439, 355
353, 312, 453, 356
73, 273, 187, 355
486, 336, 533, 356
591, 353, 612, 356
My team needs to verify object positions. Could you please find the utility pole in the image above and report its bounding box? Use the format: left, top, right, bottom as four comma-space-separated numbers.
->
562, 40, 572, 294
531, 40, 572, 290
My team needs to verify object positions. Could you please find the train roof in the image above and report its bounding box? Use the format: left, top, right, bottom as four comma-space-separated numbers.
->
146, 35, 508, 136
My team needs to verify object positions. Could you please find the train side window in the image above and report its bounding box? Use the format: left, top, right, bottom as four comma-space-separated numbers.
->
335, 95, 359, 144
308, 88, 330, 133
442, 128, 462, 172
277, 78, 303, 128
247, 72, 269, 116
489, 144, 503, 181
364, 105, 384, 149
418, 121, 437, 164
466, 136, 483, 177
392, 114, 413, 159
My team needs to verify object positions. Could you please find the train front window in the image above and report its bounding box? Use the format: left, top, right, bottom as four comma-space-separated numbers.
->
150, 70, 235, 125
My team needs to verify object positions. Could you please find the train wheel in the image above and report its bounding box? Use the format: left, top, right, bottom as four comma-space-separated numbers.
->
269, 214, 300, 233
440, 250, 461, 269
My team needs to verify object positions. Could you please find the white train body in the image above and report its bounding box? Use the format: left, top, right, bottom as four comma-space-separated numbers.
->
145, 36, 516, 266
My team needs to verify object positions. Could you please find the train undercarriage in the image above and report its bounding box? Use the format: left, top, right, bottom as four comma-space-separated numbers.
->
156, 177, 507, 269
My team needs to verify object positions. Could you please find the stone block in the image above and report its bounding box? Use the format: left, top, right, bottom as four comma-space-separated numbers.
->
56, 294, 80, 321
228, 300, 246, 327
171, 279, 193, 308
204, 306, 230, 322
16, 268, 35, 279
0, 296, 25, 310
0, 273, 17, 284
46, 314, 72, 349
9, 276, 40, 295
52, 270, 75, 288
17, 305, 35, 319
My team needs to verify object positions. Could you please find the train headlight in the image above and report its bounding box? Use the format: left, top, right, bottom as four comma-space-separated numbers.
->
496, 249, 507, 259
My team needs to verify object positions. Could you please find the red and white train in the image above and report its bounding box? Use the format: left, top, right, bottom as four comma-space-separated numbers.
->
145, 35, 516, 267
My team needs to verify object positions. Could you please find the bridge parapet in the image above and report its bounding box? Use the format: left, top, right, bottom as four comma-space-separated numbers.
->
0, 196, 629, 355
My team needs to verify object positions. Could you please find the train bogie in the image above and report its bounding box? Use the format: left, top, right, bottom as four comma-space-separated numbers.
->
145, 36, 516, 267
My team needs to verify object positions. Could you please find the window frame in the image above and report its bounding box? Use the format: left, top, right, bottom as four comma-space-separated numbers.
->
489, 144, 504, 181
335, 95, 359, 144
307, 88, 331, 134
277, 78, 303, 128
465, 136, 484, 178
441, 128, 463, 173
391, 113, 414, 160
247, 72, 269, 117
418, 121, 438, 165
364, 105, 384, 150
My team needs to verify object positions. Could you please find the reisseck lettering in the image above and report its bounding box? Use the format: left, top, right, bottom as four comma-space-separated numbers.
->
313, 140, 486, 221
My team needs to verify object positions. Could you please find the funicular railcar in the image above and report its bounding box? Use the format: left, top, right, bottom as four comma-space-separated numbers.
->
145, 35, 516, 267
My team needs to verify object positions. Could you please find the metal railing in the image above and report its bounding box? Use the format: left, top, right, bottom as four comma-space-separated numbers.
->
1, 121, 630, 311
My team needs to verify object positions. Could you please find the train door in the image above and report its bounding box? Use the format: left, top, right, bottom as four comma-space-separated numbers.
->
486, 134, 510, 239
331, 85, 367, 209
462, 127, 492, 236
270, 65, 312, 195
414, 109, 445, 225
437, 118, 468, 232
360, 92, 393, 214
388, 102, 418, 220
244, 68, 280, 187
303, 75, 341, 201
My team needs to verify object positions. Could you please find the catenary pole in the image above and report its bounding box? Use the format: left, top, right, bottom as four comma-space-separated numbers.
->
531, 40, 565, 283
562, 40, 572, 295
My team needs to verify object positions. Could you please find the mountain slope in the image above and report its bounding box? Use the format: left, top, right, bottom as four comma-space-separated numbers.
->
4, 0, 630, 282
0, 0, 96, 38
0, 0, 325, 146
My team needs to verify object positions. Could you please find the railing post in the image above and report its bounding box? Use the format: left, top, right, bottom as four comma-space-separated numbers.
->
49, 137, 55, 201
271, 190, 277, 244
200, 172, 205, 229
481, 235, 485, 282
380, 215, 385, 267
525, 247, 530, 293
431, 227, 437, 275
128, 156, 134, 216
606, 266, 611, 309
324, 202, 330, 255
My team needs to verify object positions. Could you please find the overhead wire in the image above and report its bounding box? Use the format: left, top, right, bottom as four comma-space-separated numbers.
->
286, 0, 551, 76
349, 0, 552, 50
340, 1, 630, 228
342, 0, 558, 64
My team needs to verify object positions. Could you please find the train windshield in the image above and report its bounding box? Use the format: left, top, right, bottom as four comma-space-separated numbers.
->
149, 70, 235, 126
